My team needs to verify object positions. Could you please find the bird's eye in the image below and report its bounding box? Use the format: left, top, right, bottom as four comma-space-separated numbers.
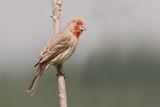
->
77, 22, 80, 25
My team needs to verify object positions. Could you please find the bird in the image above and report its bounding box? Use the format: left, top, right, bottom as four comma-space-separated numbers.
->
27, 19, 86, 96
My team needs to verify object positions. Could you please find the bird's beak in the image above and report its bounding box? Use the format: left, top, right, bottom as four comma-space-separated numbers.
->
80, 26, 87, 31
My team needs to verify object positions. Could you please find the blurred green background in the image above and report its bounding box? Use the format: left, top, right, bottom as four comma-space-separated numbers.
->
1, 50, 160, 107
1, 0, 160, 107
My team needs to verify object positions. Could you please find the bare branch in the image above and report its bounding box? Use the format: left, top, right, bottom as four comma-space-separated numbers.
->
56, 64, 67, 107
51, 0, 67, 107
52, 0, 63, 32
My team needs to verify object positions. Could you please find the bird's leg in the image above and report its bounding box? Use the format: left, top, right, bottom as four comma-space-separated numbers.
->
56, 64, 66, 78
56, 72, 65, 78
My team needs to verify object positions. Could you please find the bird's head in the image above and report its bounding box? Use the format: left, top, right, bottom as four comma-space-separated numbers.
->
67, 19, 86, 38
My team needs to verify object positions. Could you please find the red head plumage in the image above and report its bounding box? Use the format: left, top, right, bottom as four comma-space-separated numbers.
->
67, 19, 86, 38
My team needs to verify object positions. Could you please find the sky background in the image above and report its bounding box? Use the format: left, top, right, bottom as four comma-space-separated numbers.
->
1, 0, 160, 70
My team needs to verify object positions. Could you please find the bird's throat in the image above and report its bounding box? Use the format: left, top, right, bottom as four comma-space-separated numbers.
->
73, 31, 81, 38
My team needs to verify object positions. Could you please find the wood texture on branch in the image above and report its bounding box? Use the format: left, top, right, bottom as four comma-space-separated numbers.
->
51, 0, 67, 107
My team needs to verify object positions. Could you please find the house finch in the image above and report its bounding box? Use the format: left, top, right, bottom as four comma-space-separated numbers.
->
27, 19, 86, 96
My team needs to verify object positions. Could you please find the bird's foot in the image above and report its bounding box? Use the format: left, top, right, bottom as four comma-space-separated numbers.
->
56, 71, 66, 78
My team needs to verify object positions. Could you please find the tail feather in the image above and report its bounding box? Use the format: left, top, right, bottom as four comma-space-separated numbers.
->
27, 75, 40, 96
27, 63, 46, 96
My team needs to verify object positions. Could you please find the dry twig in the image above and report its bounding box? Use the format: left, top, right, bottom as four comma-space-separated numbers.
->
51, 0, 67, 107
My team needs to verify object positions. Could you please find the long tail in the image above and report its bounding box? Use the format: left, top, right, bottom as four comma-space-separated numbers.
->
27, 74, 40, 96
27, 64, 46, 96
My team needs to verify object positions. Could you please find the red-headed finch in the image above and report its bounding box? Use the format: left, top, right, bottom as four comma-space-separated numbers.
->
27, 19, 86, 96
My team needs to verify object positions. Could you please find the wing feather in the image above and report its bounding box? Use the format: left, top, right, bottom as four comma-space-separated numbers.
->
34, 30, 71, 67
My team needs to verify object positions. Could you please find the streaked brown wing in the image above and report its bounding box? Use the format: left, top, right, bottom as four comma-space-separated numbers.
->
34, 30, 71, 67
